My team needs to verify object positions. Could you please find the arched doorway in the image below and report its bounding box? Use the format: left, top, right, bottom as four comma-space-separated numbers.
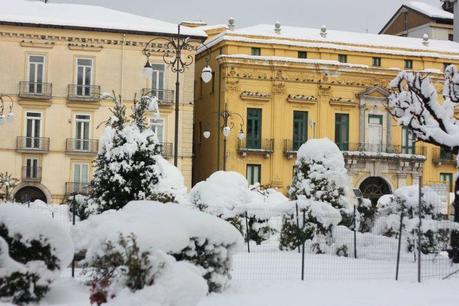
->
359, 176, 391, 205
14, 186, 47, 203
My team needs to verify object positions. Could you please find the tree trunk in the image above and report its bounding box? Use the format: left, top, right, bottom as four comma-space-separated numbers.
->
449, 176, 459, 263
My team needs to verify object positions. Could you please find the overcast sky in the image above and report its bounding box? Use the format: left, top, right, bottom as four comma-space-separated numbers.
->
50, 0, 441, 33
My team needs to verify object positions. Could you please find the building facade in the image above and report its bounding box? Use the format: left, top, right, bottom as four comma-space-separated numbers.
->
193, 22, 459, 205
0, 1, 205, 203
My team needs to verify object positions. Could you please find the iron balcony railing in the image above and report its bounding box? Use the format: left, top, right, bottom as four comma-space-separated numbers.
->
67, 84, 101, 102
141, 88, 174, 105
283, 139, 305, 155
159, 142, 173, 159
18, 81, 52, 99
339, 142, 426, 156
22, 166, 42, 182
65, 182, 90, 196
432, 147, 456, 166
238, 138, 274, 155
66, 138, 99, 155
16, 137, 50, 153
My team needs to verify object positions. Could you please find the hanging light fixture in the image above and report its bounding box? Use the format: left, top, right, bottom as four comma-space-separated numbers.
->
237, 128, 245, 140
143, 59, 153, 78
201, 66, 213, 83
203, 129, 211, 139
222, 126, 231, 137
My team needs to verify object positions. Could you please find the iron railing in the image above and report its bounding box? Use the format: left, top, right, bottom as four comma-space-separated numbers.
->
238, 138, 274, 155
22, 166, 42, 182
18, 81, 52, 99
341, 143, 426, 156
67, 84, 101, 102
432, 147, 456, 165
283, 139, 304, 155
66, 138, 99, 155
65, 182, 90, 195
141, 88, 174, 105
159, 142, 173, 158
16, 137, 50, 152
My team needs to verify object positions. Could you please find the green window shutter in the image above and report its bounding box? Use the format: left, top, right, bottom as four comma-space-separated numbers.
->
335, 113, 349, 150
293, 111, 308, 151
247, 108, 262, 149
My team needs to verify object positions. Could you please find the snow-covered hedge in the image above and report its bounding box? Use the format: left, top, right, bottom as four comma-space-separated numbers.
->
373, 185, 453, 254
73, 201, 243, 293
0, 204, 73, 304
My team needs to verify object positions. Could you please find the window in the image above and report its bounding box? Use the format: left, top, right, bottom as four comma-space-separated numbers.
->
75, 114, 90, 151
440, 146, 453, 160
73, 163, 89, 193
25, 112, 41, 148
372, 57, 381, 67
293, 111, 308, 151
298, 51, 307, 59
440, 173, 453, 192
401, 126, 415, 154
76, 58, 93, 96
151, 117, 165, 143
151, 64, 165, 100
444, 63, 451, 72
28, 55, 44, 94
25, 158, 39, 179
368, 115, 383, 152
247, 108, 262, 149
338, 54, 347, 63
246, 164, 261, 186
251, 47, 261, 56
404, 59, 413, 69
335, 113, 349, 150
449, 34, 454, 41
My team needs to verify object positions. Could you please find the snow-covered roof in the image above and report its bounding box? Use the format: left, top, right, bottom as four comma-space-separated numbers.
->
0, 0, 206, 38
199, 24, 459, 59
405, 1, 453, 20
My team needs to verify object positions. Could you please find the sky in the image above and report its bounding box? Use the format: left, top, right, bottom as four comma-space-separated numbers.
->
47, 0, 442, 33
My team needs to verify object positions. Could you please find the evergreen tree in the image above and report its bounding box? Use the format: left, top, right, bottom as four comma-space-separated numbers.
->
87, 93, 171, 214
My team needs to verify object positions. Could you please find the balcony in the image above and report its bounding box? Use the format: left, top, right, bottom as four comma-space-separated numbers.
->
65, 182, 90, 196
16, 137, 50, 153
339, 143, 425, 155
18, 81, 52, 99
432, 147, 456, 166
67, 84, 101, 102
141, 88, 174, 105
22, 166, 42, 182
66, 139, 99, 155
238, 138, 274, 157
159, 142, 173, 159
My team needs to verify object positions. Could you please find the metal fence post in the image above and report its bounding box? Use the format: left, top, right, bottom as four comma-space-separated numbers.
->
301, 209, 306, 281
71, 195, 76, 278
353, 205, 357, 259
296, 202, 300, 253
395, 211, 404, 281
245, 211, 250, 253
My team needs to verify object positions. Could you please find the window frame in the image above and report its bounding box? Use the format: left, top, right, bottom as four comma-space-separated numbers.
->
335, 113, 349, 150
150, 117, 165, 143
372, 57, 381, 67
246, 108, 262, 149
246, 164, 261, 186
440, 172, 453, 193
298, 51, 307, 59
75, 57, 94, 96
338, 54, 347, 63
251, 47, 261, 56
293, 111, 308, 151
404, 59, 413, 69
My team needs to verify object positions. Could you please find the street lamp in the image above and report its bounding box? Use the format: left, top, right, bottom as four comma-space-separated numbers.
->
202, 109, 245, 170
0, 95, 14, 126
142, 22, 212, 167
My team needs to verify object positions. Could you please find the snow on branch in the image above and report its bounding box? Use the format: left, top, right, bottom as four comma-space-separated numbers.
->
388, 65, 459, 152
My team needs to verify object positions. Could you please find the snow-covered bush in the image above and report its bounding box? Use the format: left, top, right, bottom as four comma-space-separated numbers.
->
73, 201, 243, 293
0, 204, 73, 304
373, 186, 451, 254
0, 172, 18, 201
280, 138, 352, 251
66, 194, 90, 221
357, 198, 377, 233
88, 94, 176, 214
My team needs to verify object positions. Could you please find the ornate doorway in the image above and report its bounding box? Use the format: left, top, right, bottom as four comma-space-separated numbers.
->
359, 176, 391, 205
14, 186, 47, 203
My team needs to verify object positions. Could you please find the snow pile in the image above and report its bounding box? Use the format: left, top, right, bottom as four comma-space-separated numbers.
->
190, 171, 250, 218
73, 201, 243, 293
0, 204, 73, 304
155, 156, 188, 203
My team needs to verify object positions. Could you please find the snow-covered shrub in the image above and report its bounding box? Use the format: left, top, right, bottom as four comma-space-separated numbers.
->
373, 186, 451, 254
280, 138, 352, 251
88, 94, 176, 214
0, 172, 18, 201
73, 201, 243, 293
0, 204, 73, 304
66, 194, 90, 221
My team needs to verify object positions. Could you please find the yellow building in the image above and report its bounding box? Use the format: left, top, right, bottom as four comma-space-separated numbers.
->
193, 22, 458, 205
0, 1, 205, 203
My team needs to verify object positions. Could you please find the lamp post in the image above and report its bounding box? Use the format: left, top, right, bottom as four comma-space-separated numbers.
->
142, 22, 212, 167
0, 94, 14, 126
202, 109, 245, 170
